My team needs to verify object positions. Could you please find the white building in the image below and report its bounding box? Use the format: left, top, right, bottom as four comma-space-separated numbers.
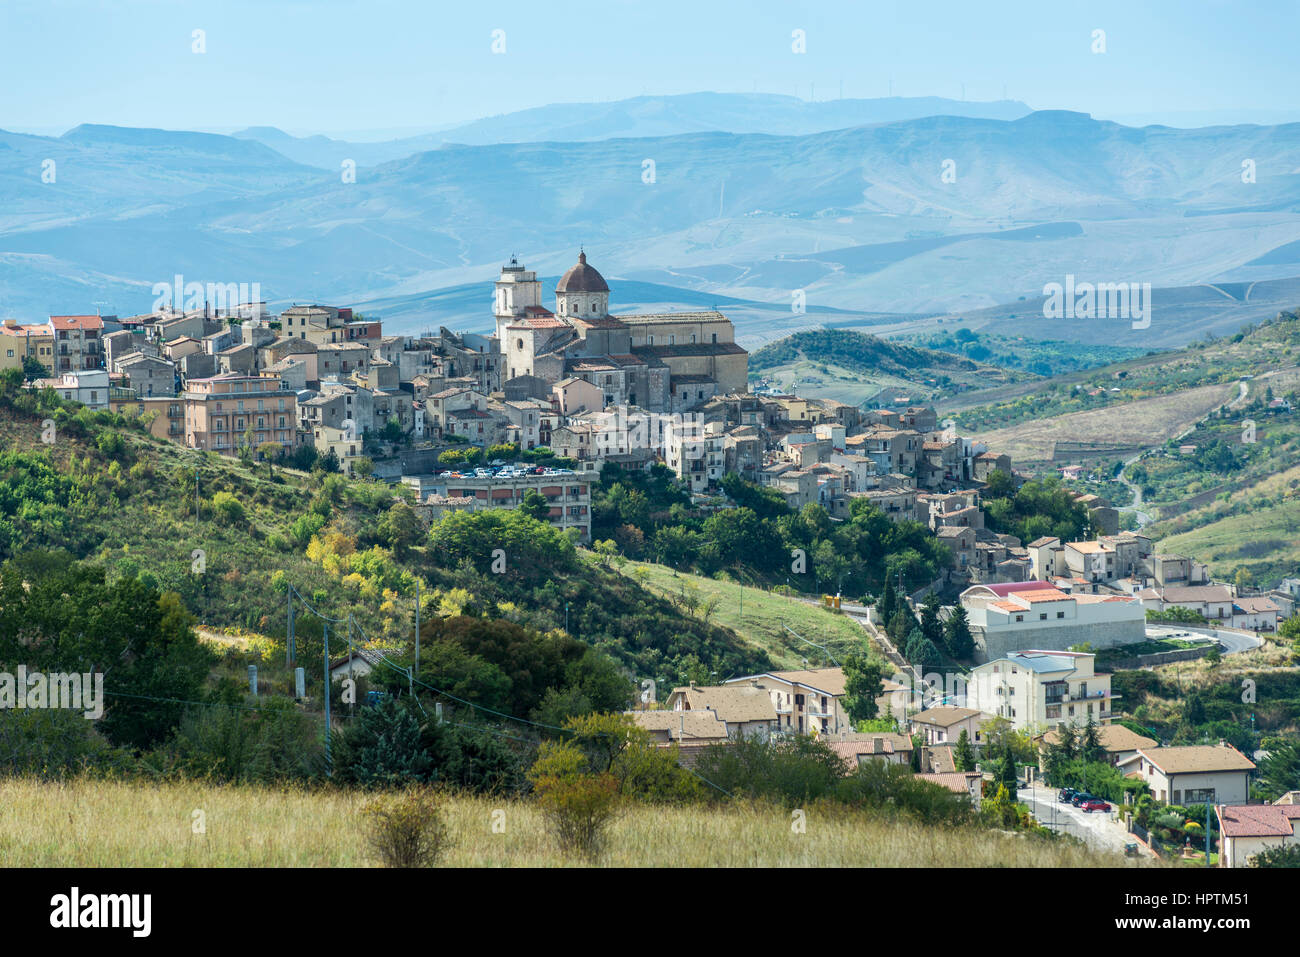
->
968, 650, 1115, 733
37, 369, 111, 409
1117, 744, 1255, 806
1216, 800, 1300, 868
960, 581, 1146, 662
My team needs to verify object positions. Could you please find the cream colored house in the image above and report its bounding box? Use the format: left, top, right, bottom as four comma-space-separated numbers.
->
723, 668, 848, 736
1216, 802, 1300, 868
908, 706, 991, 746
667, 683, 777, 738
969, 650, 1116, 733
1118, 744, 1255, 806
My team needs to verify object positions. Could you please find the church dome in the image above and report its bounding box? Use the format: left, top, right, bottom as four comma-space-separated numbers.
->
555, 251, 609, 293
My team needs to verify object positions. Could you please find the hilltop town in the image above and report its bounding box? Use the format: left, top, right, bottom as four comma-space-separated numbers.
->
3, 252, 1299, 870
5, 252, 1292, 646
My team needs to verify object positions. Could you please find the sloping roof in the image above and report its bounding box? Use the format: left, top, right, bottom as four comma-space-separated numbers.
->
763, 668, 846, 696
827, 735, 914, 768
669, 685, 777, 724
1129, 744, 1256, 775
916, 772, 982, 795
627, 710, 730, 741
1216, 803, 1300, 838
926, 745, 958, 773
910, 706, 985, 728
1041, 724, 1157, 753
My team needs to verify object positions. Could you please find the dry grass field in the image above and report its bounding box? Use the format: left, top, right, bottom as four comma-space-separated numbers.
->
0, 777, 1139, 868
971, 383, 1237, 465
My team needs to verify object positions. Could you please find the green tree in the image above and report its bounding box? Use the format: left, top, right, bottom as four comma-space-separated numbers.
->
334, 698, 433, 787
943, 604, 975, 660
953, 728, 976, 772
1257, 739, 1300, 800
519, 488, 551, 523
377, 502, 424, 560
842, 651, 886, 724
0, 552, 213, 750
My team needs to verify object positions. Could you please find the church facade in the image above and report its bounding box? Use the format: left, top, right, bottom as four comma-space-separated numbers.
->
493, 252, 748, 413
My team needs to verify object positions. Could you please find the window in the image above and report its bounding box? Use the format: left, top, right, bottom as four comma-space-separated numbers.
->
1039, 613, 1047, 620
1015, 614, 1024, 622
1057, 611, 1065, 619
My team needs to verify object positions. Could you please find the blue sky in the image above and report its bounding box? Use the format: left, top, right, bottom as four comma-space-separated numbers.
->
2, 0, 1297, 136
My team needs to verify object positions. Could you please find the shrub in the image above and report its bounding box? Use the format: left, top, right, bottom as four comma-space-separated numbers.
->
362, 788, 451, 868
527, 741, 620, 858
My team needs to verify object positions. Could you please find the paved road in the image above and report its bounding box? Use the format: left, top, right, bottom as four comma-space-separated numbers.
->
1164, 624, 1265, 656
1018, 784, 1140, 856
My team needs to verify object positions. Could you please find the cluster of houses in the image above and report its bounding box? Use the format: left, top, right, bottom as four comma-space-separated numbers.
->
6, 253, 1291, 626
1, 252, 1022, 556
627, 661, 1297, 866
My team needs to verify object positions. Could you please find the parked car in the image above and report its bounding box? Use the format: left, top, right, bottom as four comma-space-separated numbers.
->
1057, 787, 1077, 803
1082, 799, 1112, 813
1071, 792, 1096, 807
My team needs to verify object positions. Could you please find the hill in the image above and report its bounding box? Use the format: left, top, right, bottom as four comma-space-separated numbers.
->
232, 92, 1032, 168
0, 381, 779, 687
6, 110, 1300, 337
934, 308, 1300, 587
749, 328, 1027, 405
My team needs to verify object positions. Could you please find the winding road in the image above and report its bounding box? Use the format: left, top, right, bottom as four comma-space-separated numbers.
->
1115, 379, 1250, 530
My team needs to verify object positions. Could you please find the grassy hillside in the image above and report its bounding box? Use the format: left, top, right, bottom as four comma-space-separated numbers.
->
0, 777, 1134, 868
0, 385, 772, 685
748, 328, 1026, 406
612, 559, 877, 673
1156, 502, 1300, 587
945, 309, 1300, 425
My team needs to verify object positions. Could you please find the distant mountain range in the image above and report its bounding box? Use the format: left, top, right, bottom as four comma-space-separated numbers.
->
2, 92, 1299, 344
231, 92, 1033, 168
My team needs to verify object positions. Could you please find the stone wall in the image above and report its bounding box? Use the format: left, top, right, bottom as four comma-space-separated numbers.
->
974, 619, 1146, 663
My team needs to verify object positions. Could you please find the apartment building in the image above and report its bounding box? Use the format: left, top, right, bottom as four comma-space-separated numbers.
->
47, 315, 105, 371
110, 395, 187, 442
968, 650, 1116, 732
184, 373, 298, 453
961, 581, 1146, 661
0, 321, 56, 374
722, 668, 849, 736
403, 468, 593, 541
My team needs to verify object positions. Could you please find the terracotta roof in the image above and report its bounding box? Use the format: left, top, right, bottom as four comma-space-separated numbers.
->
916, 772, 982, 795
49, 315, 104, 330
1216, 803, 1300, 838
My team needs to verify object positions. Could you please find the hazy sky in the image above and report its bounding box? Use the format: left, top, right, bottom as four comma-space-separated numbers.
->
2, 0, 1296, 136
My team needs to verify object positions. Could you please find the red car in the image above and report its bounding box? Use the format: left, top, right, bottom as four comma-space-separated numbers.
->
1082, 799, 1111, 813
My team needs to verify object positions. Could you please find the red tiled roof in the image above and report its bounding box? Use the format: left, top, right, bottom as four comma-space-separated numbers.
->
49, 315, 104, 330
1217, 803, 1300, 838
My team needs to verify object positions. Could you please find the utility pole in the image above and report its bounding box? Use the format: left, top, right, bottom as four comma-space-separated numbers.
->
413, 579, 421, 697
286, 587, 295, 667
323, 622, 332, 776
1206, 799, 1212, 867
